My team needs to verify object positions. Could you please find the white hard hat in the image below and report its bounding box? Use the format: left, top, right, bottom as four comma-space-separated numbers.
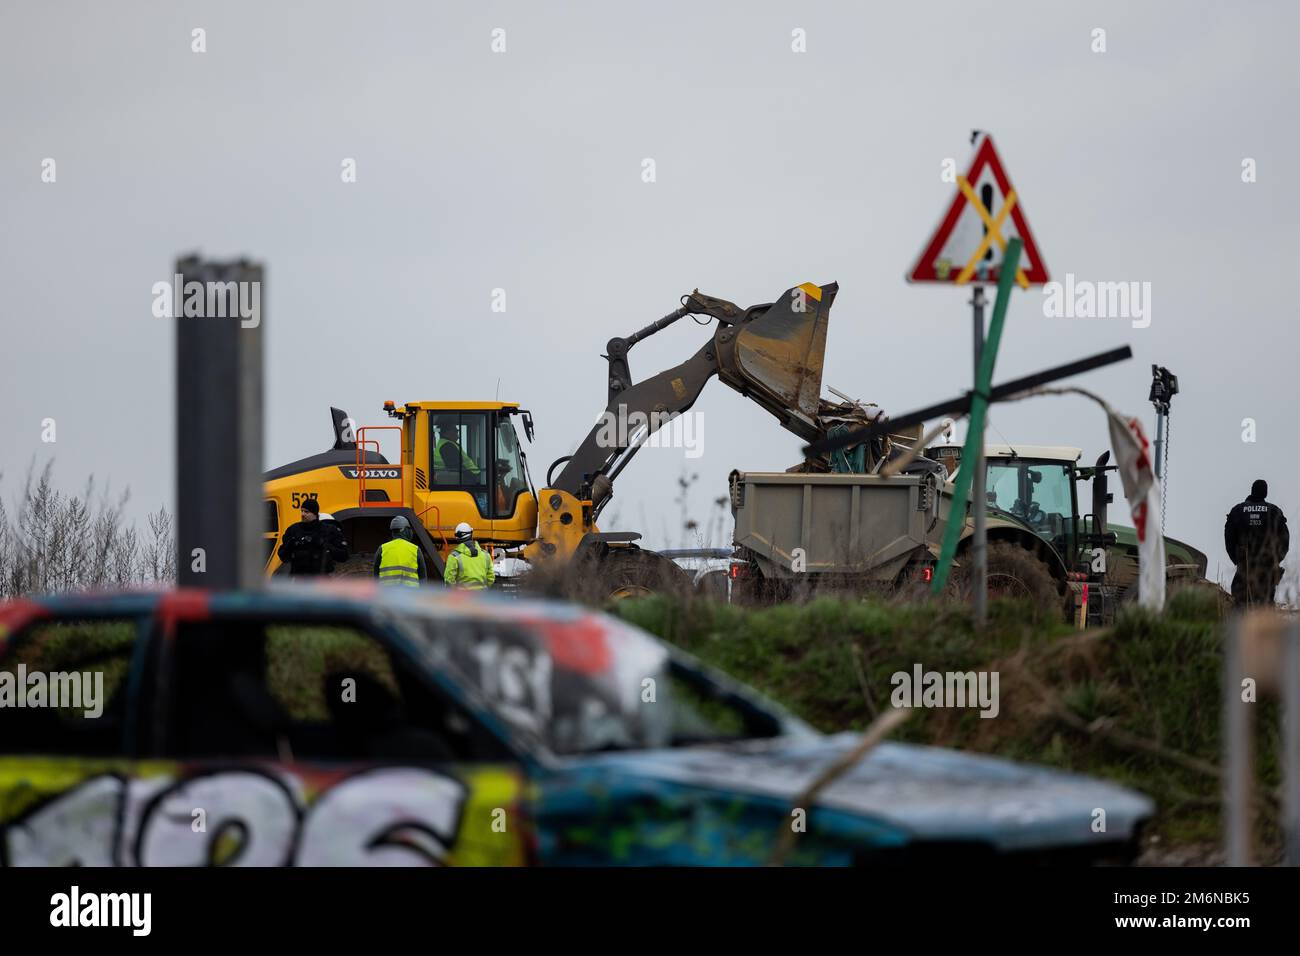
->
454, 521, 473, 540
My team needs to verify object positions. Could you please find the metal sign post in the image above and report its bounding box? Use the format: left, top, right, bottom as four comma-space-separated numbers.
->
1222, 612, 1300, 866
175, 255, 265, 590
905, 132, 1051, 625
925, 239, 1021, 604
970, 285, 988, 625
1222, 613, 1300, 868
1223, 618, 1254, 865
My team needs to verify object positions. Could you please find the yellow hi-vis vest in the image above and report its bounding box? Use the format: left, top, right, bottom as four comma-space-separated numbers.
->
433, 439, 480, 475
444, 542, 494, 589
377, 537, 421, 586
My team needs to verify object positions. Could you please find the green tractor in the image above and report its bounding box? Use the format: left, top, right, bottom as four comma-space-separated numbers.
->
927, 442, 1211, 624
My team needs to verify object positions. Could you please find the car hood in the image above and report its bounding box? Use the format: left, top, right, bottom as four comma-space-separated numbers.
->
553, 733, 1153, 854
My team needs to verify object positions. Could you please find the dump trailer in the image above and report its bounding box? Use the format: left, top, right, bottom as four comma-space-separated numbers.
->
729, 443, 1212, 625
728, 468, 946, 586
728, 462, 1072, 611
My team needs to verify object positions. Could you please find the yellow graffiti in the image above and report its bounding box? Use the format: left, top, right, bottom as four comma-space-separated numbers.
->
445, 767, 527, 866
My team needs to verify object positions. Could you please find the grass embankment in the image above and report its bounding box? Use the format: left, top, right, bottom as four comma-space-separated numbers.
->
614, 589, 1282, 862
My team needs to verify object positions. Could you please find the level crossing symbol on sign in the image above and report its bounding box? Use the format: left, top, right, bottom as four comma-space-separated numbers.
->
907, 132, 1049, 288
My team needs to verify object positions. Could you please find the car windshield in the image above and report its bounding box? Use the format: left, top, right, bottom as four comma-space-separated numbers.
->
418, 610, 794, 755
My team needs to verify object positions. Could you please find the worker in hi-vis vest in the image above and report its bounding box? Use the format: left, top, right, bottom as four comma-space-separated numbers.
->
431, 416, 480, 476
444, 522, 494, 590
372, 516, 427, 586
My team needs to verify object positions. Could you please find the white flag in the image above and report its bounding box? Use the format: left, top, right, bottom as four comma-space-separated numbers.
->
1106, 409, 1165, 610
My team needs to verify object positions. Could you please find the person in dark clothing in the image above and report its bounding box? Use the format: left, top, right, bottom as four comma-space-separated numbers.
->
277, 498, 349, 575
1225, 479, 1289, 608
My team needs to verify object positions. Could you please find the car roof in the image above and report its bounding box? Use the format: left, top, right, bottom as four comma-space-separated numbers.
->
2, 584, 816, 749
4, 582, 603, 632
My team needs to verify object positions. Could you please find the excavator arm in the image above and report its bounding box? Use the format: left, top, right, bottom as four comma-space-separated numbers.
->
549, 282, 837, 513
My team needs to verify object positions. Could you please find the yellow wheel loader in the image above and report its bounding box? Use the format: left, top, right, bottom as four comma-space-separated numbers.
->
262, 282, 839, 598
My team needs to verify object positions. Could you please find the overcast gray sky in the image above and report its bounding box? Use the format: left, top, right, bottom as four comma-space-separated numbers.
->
3, 0, 1297, 588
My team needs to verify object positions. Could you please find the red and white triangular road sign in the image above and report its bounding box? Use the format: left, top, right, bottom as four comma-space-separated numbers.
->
907, 132, 1049, 287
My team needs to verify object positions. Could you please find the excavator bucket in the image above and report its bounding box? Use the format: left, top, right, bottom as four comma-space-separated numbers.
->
717, 281, 836, 443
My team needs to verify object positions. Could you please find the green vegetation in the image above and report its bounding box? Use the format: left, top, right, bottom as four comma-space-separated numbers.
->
3, 620, 135, 721
4, 621, 397, 725
615, 588, 1282, 861
265, 625, 397, 721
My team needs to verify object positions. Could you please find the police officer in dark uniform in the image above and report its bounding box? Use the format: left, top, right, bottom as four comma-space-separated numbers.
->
1224, 479, 1289, 608
277, 498, 349, 576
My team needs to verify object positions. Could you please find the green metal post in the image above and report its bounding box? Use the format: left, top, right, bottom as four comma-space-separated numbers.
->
930, 237, 1023, 595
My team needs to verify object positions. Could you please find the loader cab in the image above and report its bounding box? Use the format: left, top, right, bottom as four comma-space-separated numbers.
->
410, 403, 538, 545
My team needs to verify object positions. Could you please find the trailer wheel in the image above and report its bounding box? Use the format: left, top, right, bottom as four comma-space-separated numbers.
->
694, 568, 731, 602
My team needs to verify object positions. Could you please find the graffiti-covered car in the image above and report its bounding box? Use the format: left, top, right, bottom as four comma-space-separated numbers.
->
0, 585, 1151, 866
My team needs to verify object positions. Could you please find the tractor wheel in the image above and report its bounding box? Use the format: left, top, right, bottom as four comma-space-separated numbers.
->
956, 541, 1065, 620
595, 548, 691, 603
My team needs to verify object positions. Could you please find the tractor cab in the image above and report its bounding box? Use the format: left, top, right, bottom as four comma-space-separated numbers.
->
927, 441, 1112, 575
926, 439, 1208, 624
981, 446, 1086, 564
979, 445, 1127, 579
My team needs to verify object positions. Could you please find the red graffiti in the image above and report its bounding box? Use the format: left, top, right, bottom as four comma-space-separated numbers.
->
540, 617, 611, 676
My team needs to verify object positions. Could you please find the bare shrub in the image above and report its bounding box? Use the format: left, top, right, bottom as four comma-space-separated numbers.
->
0, 462, 174, 597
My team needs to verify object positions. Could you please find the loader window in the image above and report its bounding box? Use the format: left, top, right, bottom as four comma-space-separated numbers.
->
493, 418, 528, 518
430, 412, 490, 515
